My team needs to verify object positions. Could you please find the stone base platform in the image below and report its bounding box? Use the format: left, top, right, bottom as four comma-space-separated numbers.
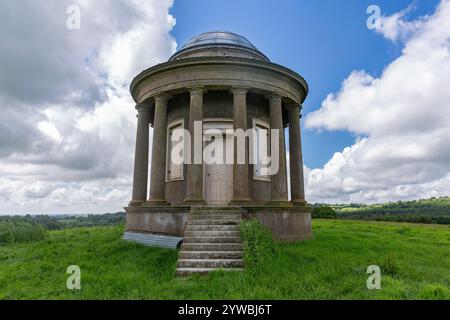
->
124, 205, 312, 247
125, 205, 190, 237
242, 206, 312, 242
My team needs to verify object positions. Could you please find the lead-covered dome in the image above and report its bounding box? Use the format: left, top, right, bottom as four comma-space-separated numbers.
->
169, 31, 270, 62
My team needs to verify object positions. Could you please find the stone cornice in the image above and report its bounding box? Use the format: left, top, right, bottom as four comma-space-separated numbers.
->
130, 56, 308, 104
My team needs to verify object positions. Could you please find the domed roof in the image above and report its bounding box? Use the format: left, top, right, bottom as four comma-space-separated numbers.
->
182, 31, 258, 51
169, 31, 269, 62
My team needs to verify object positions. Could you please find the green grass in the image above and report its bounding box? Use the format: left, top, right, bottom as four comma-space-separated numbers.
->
0, 220, 449, 300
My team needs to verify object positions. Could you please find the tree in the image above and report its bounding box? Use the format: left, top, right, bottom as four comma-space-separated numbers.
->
312, 206, 336, 219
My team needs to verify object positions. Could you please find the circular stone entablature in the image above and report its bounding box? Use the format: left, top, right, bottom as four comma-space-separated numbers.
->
130, 31, 308, 106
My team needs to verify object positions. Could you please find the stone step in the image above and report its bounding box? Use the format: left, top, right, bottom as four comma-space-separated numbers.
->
181, 243, 243, 251
176, 268, 243, 277
187, 219, 240, 226
179, 251, 243, 260
177, 259, 244, 269
190, 207, 242, 212
189, 214, 242, 221
176, 207, 244, 276
184, 230, 241, 238
183, 237, 242, 244
190, 209, 242, 214
185, 224, 239, 231
189, 208, 242, 212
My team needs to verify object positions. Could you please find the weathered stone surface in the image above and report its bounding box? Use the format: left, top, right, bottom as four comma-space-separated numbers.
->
179, 251, 243, 260
125, 208, 188, 237
244, 207, 313, 242
181, 243, 243, 251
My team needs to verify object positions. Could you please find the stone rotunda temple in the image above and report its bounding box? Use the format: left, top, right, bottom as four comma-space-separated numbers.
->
123, 31, 311, 275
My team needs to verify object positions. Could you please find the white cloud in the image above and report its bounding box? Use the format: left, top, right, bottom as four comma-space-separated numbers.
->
0, 0, 176, 214
304, 0, 450, 204
375, 4, 427, 42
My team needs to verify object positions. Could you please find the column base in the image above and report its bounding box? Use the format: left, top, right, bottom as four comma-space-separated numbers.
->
184, 198, 206, 205
230, 198, 252, 205
147, 199, 169, 206
128, 200, 146, 207
291, 200, 308, 207
267, 200, 292, 207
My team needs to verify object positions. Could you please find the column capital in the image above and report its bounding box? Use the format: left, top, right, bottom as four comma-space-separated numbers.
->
285, 102, 301, 110
135, 102, 152, 111
188, 87, 207, 96
265, 93, 283, 103
230, 87, 250, 95
153, 93, 172, 102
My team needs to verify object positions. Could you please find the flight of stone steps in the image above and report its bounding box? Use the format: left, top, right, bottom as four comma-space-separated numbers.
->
176, 207, 244, 277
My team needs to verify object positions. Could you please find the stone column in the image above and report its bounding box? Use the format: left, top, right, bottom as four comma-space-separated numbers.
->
185, 87, 206, 204
148, 94, 170, 205
288, 104, 306, 206
130, 103, 151, 206
231, 87, 251, 204
268, 94, 289, 204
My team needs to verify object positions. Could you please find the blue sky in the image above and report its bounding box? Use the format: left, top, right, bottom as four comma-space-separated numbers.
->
171, 0, 440, 169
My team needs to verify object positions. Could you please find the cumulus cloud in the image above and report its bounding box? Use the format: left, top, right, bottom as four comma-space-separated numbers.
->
375, 4, 427, 42
0, 0, 176, 214
304, 0, 450, 203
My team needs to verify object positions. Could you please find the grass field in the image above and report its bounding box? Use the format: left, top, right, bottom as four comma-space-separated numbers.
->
0, 220, 449, 300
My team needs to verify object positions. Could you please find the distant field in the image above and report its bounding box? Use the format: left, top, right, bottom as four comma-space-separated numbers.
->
0, 220, 448, 300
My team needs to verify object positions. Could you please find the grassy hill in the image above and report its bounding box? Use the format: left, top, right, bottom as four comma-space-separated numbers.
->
0, 220, 449, 300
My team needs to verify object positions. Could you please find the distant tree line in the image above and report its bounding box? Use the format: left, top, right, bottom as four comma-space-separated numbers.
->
311, 206, 336, 219
338, 213, 450, 225
0, 212, 125, 245
25, 212, 126, 230
311, 197, 450, 225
